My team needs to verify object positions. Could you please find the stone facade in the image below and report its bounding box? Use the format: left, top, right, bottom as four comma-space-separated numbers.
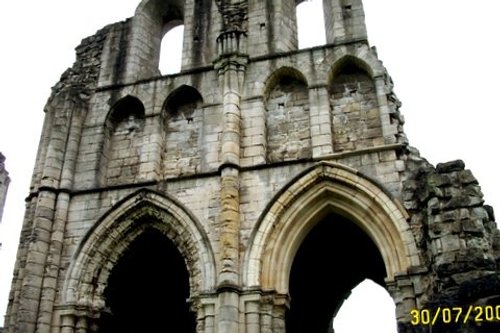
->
3, 0, 500, 332
0, 152, 10, 225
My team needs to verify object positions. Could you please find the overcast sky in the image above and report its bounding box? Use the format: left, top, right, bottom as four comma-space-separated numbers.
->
1, 1, 499, 332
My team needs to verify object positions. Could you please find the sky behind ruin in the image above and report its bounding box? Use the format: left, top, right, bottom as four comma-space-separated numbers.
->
1, 1, 499, 332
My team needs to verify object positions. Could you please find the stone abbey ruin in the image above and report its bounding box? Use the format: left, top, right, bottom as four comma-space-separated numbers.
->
4, 0, 500, 332
0, 153, 10, 226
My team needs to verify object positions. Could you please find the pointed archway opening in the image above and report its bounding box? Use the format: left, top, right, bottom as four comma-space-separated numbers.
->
333, 279, 397, 333
285, 213, 387, 333
97, 228, 196, 333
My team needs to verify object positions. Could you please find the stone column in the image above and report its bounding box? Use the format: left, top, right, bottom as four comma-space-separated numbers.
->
271, 294, 288, 333
15, 186, 57, 333
214, 2, 248, 332
3, 197, 37, 332
309, 85, 333, 157
215, 68, 244, 331
386, 274, 417, 326
244, 299, 261, 333
37, 96, 87, 333
193, 294, 217, 333
60, 314, 75, 333
201, 302, 216, 333
75, 317, 87, 333
258, 292, 290, 333
13, 89, 86, 333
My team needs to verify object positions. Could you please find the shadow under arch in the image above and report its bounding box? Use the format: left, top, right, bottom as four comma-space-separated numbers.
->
243, 161, 421, 294
263, 66, 309, 101
328, 53, 384, 84
61, 189, 216, 314
163, 84, 204, 113
106, 95, 145, 119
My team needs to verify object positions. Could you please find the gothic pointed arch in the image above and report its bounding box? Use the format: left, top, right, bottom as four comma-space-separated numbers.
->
62, 189, 216, 313
328, 53, 383, 81
329, 54, 374, 80
243, 161, 422, 293
106, 95, 146, 123
263, 66, 308, 100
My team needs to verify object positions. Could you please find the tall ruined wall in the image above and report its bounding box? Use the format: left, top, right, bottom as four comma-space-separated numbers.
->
3, 0, 500, 332
0, 152, 10, 224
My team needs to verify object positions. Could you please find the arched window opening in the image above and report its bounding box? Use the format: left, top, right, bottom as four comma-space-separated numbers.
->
265, 69, 311, 162
130, 0, 185, 79
103, 96, 146, 186
98, 228, 196, 332
329, 59, 381, 152
107, 96, 146, 130
286, 214, 387, 333
162, 85, 203, 177
333, 279, 397, 333
159, 24, 184, 75
296, 0, 326, 48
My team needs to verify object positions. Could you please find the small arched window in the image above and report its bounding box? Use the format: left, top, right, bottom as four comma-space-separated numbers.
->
104, 96, 146, 185
265, 68, 311, 162
162, 85, 204, 177
107, 96, 146, 134
329, 58, 381, 152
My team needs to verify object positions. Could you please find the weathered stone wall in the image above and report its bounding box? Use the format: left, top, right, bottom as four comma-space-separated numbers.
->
59, 41, 399, 193
323, 0, 367, 44
4, 0, 500, 332
330, 63, 382, 151
0, 152, 10, 225
265, 74, 311, 162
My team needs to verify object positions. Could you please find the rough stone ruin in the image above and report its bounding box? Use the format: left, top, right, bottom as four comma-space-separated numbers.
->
0, 152, 10, 225
3, 0, 500, 332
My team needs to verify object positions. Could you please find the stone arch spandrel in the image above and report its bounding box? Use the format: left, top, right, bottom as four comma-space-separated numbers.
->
62, 189, 216, 311
243, 162, 421, 294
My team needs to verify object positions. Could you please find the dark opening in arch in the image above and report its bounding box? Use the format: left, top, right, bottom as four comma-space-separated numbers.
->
286, 213, 386, 333
98, 228, 196, 333
107, 95, 145, 125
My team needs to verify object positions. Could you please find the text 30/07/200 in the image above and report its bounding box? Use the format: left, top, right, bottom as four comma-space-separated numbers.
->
410, 305, 500, 326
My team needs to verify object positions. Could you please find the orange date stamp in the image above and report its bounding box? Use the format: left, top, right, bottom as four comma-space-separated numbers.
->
410, 305, 500, 326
